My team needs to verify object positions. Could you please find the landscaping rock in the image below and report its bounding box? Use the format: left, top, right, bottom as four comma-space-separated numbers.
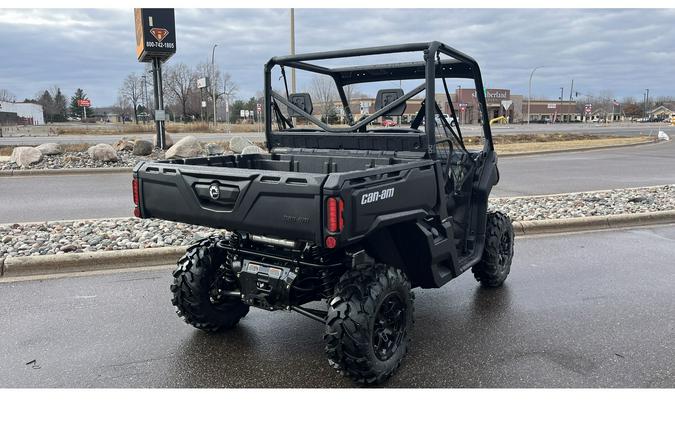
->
113, 137, 135, 151
229, 136, 253, 153
153, 132, 174, 148
241, 145, 265, 155
165, 136, 205, 159
10, 147, 43, 167
87, 143, 118, 162
132, 139, 154, 156
36, 143, 62, 155
205, 142, 226, 156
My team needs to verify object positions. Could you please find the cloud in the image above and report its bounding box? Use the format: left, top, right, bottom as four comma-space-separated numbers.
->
0, 8, 673, 106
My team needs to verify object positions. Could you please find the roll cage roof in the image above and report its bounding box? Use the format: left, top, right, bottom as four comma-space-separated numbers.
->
263, 41, 493, 154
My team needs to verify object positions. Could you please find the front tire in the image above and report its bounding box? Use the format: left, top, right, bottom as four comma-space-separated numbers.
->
324, 264, 414, 385
472, 211, 514, 288
171, 236, 249, 332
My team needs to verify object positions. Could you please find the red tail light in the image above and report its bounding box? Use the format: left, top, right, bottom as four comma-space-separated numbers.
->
338, 198, 344, 231
132, 177, 141, 218
132, 178, 139, 206
326, 197, 344, 232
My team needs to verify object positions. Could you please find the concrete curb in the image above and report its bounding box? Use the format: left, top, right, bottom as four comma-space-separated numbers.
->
0, 167, 133, 177
0, 246, 186, 279
512, 210, 675, 236
499, 137, 665, 158
1, 210, 675, 280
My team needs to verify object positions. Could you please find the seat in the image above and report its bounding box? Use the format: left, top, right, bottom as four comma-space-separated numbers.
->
288, 93, 313, 117
374, 89, 406, 116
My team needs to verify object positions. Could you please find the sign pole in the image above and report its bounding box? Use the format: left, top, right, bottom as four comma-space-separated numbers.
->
151, 57, 166, 149
135, 8, 175, 150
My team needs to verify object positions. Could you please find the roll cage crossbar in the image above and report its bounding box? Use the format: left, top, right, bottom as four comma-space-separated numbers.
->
263, 41, 494, 154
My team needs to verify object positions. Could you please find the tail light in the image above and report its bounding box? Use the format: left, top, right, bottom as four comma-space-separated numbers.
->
326, 197, 344, 232
132, 177, 141, 218
326, 196, 344, 248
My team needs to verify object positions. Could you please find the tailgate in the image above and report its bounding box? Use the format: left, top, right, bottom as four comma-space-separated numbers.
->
134, 161, 326, 243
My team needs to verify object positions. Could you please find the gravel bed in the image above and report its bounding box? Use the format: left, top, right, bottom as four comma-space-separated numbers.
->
1, 185, 673, 259
489, 184, 674, 221
0, 149, 165, 170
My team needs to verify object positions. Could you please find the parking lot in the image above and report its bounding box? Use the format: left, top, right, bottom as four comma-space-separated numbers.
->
1, 225, 673, 387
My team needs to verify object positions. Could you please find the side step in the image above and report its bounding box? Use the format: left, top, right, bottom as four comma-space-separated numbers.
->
416, 219, 459, 288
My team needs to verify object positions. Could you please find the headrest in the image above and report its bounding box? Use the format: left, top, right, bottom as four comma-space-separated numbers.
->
375, 89, 406, 116
288, 93, 313, 117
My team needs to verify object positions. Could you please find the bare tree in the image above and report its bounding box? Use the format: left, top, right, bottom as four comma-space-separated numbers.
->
112, 95, 133, 124
309, 75, 338, 122
0, 88, 16, 102
119, 73, 143, 124
164, 63, 197, 120
219, 72, 238, 121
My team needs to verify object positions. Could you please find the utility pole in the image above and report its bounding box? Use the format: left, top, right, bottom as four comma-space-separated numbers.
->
527, 66, 543, 125
559, 87, 564, 123
645, 88, 650, 120
290, 8, 296, 94
569, 79, 574, 102
212, 44, 218, 126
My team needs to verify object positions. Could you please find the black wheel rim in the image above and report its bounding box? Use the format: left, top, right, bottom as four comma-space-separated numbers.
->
372, 292, 407, 361
498, 230, 512, 267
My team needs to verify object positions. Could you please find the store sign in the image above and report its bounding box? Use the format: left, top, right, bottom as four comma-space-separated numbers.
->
77, 99, 91, 107
547, 103, 558, 109
458, 89, 510, 104
135, 8, 176, 63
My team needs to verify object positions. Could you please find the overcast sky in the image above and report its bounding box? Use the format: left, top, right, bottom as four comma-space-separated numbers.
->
1, 8, 674, 106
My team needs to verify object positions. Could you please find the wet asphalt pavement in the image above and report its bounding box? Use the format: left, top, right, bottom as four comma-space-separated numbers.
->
1, 225, 674, 388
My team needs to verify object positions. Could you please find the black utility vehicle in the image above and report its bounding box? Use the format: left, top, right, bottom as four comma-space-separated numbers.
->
132, 41, 514, 385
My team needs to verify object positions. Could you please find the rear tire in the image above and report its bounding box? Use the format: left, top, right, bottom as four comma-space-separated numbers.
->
324, 264, 414, 385
472, 211, 514, 288
171, 236, 249, 332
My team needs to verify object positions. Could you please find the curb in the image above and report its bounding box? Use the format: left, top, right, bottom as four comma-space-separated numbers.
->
0, 246, 186, 279
499, 137, 665, 158
1, 210, 675, 280
0, 167, 133, 177
511, 210, 675, 236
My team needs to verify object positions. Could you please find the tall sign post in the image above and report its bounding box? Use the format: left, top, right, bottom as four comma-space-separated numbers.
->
77, 99, 91, 120
135, 8, 176, 149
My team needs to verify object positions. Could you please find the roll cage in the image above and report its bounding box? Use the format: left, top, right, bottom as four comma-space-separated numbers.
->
263, 41, 494, 155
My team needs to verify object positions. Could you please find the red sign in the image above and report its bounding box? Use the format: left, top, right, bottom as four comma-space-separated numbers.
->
149, 27, 169, 43
256, 103, 262, 112
77, 99, 91, 107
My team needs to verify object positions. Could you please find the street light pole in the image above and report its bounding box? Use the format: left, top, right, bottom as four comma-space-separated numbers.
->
527, 66, 543, 125
211, 44, 218, 127
290, 8, 296, 94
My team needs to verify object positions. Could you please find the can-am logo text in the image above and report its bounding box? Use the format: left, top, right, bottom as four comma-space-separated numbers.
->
361, 187, 395, 205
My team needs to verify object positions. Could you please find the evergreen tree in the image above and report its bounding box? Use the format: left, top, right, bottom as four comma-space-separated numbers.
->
37, 90, 54, 122
53, 88, 67, 122
69, 88, 92, 118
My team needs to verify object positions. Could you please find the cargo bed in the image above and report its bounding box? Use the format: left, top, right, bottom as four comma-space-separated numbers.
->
133, 149, 436, 244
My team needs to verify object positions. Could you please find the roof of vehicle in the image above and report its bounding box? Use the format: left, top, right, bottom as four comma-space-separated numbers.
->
267, 41, 478, 84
